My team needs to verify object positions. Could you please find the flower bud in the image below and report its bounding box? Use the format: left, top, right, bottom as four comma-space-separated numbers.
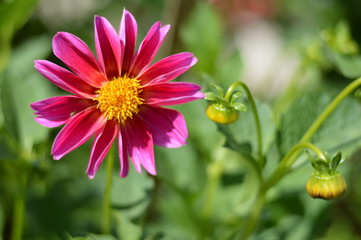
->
306, 172, 347, 200
206, 104, 239, 124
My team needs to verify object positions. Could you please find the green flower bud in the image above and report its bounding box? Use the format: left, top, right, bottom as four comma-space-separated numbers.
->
306, 171, 347, 200
206, 103, 239, 124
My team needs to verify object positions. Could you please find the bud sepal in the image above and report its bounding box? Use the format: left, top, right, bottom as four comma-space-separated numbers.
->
306, 151, 347, 200
204, 84, 247, 124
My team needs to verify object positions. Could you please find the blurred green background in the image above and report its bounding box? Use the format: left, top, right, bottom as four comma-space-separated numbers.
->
1, 0, 361, 239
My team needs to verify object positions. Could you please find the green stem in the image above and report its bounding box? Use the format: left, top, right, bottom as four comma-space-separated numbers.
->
202, 161, 223, 220
300, 78, 361, 143
11, 170, 28, 240
240, 77, 361, 238
239, 142, 324, 239
102, 146, 114, 234
265, 142, 326, 190
266, 77, 361, 189
241, 186, 266, 240
219, 124, 262, 182
225, 81, 264, 168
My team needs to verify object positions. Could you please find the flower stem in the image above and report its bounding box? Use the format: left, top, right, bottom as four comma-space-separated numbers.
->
102, 146, 114, 234
240, 77, 361, 238
11, 170, 28, 240
225, 81, 264, 168
300, 78, 361, 143
266, 77, 361, 189
241, 186, 266, 240
202, 160, 223, 220
265, 142, 326, 190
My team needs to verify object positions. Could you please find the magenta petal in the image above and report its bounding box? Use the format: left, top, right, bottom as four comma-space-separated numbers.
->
143, 82, 205, 106
31, 95, 94, 128
52, 107, 106, 160
95, 16, 123, 79
122, 116, 156, 175
118, 129, 129, 178
139, 106, 188, 148
129, 23, 170, 77
86, 121, 118, 179
119, 9, 137, 74
140, 53, 197, 85
34, 60, 97, 98
52, 32, 105, 87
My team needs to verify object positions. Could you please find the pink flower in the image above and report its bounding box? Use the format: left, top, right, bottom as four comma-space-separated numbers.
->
31, 10, 203, 179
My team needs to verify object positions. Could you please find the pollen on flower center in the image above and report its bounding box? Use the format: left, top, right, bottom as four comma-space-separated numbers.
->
93, 76, 144, 123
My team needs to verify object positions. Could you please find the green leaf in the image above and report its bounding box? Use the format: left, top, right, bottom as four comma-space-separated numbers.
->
67, 236, 93, 240
328, 51, 361, 78
0, 202, 3, 240
88, 234, 117, 240
219, 101, 276, 158
279, 91, 361, 160
1, 35, 53, 153
216, 52, 244, 87
115, 211, 142, 240
0, 0, 39, 73
279, 93, 329, 155
355, 88, 361, 101
111, 167, 154, 218
180, 1, 222, 74
67, 234, 117, 240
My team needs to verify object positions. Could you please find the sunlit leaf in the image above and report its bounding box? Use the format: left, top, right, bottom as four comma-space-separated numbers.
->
329, 51, 361, 78
279, 92, 361, 159
181, 1, 221, 74
115, 211, 142, 240
219, 101, 276, 158
111, 167, 154, 218
216, 52, 243, 87
0, 0, 39, 72
1, 35, 53, 153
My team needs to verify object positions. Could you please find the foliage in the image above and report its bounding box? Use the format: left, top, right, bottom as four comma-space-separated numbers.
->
1, 0, 361, 240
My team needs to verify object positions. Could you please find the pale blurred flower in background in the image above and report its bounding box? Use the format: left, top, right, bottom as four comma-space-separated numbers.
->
36, 0, 110, 28
211, 0, 298, 100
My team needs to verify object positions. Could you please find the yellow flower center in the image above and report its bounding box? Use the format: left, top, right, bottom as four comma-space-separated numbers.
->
93, 76, 144, 123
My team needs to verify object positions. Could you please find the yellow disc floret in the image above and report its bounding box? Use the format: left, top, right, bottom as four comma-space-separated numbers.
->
93, 76, 144, 123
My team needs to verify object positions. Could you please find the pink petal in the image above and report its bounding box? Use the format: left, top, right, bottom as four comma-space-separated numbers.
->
119, 9, 137, 74
138, 106, 188, 148
118, 129, 129, 178
31, 95, 94, 128
129, 23, 170, 77
95, 16, 123, 79
142, 82, 204, 106
52, 32, 105, 87
34, 60, 97, 98
139, 53, 197, 85
121, 116, 156, 175
52, 107, 106, 160
86, 121, 118, 179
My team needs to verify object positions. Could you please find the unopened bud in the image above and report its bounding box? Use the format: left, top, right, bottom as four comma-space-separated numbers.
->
206, 104, 239, 124
306, 172, 347, 200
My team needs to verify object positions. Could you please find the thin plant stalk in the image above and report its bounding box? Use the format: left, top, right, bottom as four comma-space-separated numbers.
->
11, 170, 28, 240
225, 81, 264, 168
102, 146, 115, 234
240, 77, 361, 239
267, 77, 361, 189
